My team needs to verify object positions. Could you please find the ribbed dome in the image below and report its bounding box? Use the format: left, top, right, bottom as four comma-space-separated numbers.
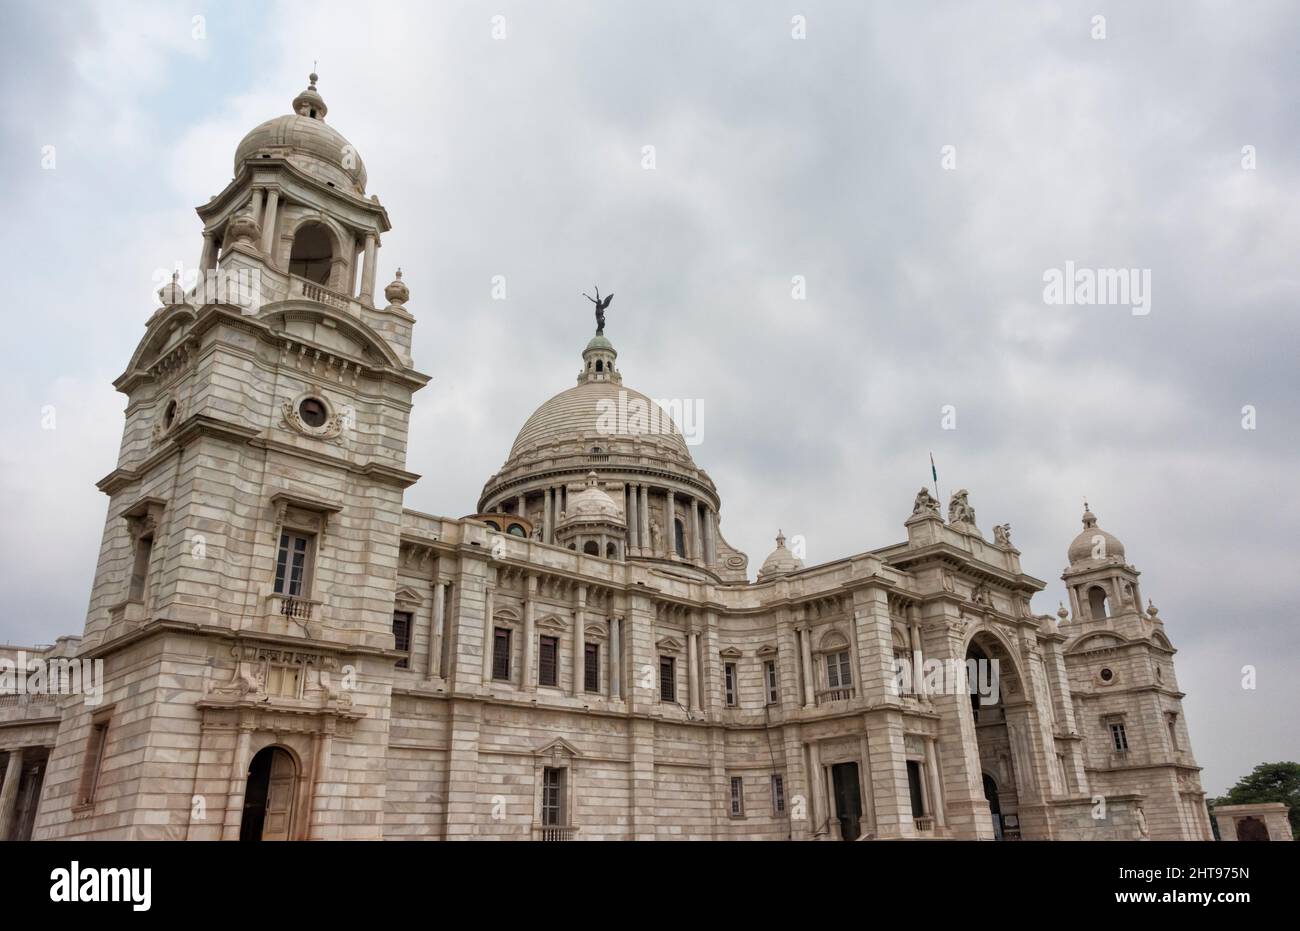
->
1067, 504, 1125, 564
508, 380, 691, 462
757, 531, 804, 581
233, 75, 367, 194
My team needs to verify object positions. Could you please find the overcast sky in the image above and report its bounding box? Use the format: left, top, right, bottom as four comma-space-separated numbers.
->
1, 0, 1297, 795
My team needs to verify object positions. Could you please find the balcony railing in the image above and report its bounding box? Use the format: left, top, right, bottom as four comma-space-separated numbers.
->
0, 693, 56, 708
277, 596, 317, 621
815, 686, 856, 705
913, 816, 935, 834
290, 274, 361, 315
536, 825, 577, 841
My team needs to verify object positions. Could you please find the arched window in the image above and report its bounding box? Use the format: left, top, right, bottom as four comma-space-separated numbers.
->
485, 520, 500, 531
507, 524, 526, 537
606, 542, 617, 559
1088, 586, 1109, 619
674, 519, 686, 557
595, 360, 604, 372
583, 541, 599, 556
289, 222, 333, 285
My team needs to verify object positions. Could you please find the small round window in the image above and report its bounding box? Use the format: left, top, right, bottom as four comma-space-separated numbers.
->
163, 400, 178, 430
299, 397, 328, 427
507, 524, 526, 537
1099, 667, 1114, 682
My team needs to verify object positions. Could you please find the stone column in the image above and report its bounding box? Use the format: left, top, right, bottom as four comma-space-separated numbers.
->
307, 725, 335, 839
260, 188, 280, 258
665, 490, 676, 556
543, 489, 553, 544
522, 574, 537, 691
515, 493, 525, 518
221, 726, 254, 840
360, 232, 377, 305
572, 586, 587, 696
908, 604, 925, 696
481, 575, 495, 684
609, 616, 622, 700
247, 186, 263, 227
626, 485, 638, 554
925, 738, 946, 827
799, 626, 816, 707
199, 231, 216, 272
693, 499, 705, 561
0, 749, 25, 841
687, 628, 701, 712
704, 508, 717, 565
807, 740, 828, 838
639, 485, 650, 551
428, 580, 447, 679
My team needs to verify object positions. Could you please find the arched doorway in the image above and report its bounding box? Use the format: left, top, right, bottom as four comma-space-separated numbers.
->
289, 222, 334, 285
240, 746, 297, 841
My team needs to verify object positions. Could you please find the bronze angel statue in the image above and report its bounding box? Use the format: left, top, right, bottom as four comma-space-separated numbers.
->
583, 286, 613, 335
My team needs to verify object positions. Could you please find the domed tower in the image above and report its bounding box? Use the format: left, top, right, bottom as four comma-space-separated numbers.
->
478, 321, 749, 581
756, 530, 804, 581
1062, 503, 1140, 622
36, 77, 429, 840
554, 472, 627, 558
1059, 503, 1212, 840
190, 72, 404, 344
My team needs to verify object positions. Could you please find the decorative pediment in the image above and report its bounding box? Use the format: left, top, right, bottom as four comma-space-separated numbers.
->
718, 647, 743, 659
818, 628, 850, 652
537, 614, 568, 633
584, 623, 609, 641
493, 606, 521, 623
656, 636, 684, 654
756, 643, 779, 658
1069, 632, 1127, 653
534, 737, 582, 762
394, 586, 424, 607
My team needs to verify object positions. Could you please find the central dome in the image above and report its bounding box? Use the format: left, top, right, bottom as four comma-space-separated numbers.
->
508, 379, 691, 462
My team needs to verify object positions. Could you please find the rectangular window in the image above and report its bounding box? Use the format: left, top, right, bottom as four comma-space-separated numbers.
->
584, 642, 600, 693
826, 650, 853, 689
539, 635, 559, 687
1110, 722, 1129, 752
77, 715, 111, 806
771, 774, 786, 814
660, 656, 676, 703
392, 611, 412, 668
765, 660, 779, 705
906, 760, 926, 817
541, 767, 565, 827
724, 662, 738, 707
729, 776, 745, 817
273, 532, 313, 597
492, 627, 512, 682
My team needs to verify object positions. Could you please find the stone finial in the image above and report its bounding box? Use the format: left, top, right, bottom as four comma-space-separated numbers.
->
1146, 599, 1159, 618
292, 70, 328, 120
1057, 601, 1070, 621
775, 529, 786, 549
158, 270, 186, 307
384, 267, 409, 306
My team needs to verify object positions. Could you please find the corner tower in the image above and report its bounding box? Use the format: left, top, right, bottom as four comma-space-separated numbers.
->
1058, 504, 1213, 840
33, 76, 429, 840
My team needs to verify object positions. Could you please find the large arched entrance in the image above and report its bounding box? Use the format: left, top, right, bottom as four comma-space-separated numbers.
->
240, 746, 297, 841
1236, 816, 1269, 841
967, 630, 1025, 839
289, 222, 334, 285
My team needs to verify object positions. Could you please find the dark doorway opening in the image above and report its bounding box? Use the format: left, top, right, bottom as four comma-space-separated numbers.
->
983, 773, 1003, 840
240, 746, 296, 841
831, 762, 863, 841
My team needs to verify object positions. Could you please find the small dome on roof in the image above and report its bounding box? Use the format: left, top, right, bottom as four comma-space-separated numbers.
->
757, 530, 804, 581
1067, 503, 1126, 564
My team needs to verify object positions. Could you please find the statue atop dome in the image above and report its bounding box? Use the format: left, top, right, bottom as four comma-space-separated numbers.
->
583, 286, 614, 335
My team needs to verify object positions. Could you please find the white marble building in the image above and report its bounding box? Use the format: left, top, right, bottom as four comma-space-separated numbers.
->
0, 76, 1213, 840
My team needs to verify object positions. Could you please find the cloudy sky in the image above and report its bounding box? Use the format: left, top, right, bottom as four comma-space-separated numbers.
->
1, 0, 1296, 795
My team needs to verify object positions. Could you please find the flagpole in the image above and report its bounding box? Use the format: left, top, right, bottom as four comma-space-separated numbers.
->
930, 452, 940, 504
